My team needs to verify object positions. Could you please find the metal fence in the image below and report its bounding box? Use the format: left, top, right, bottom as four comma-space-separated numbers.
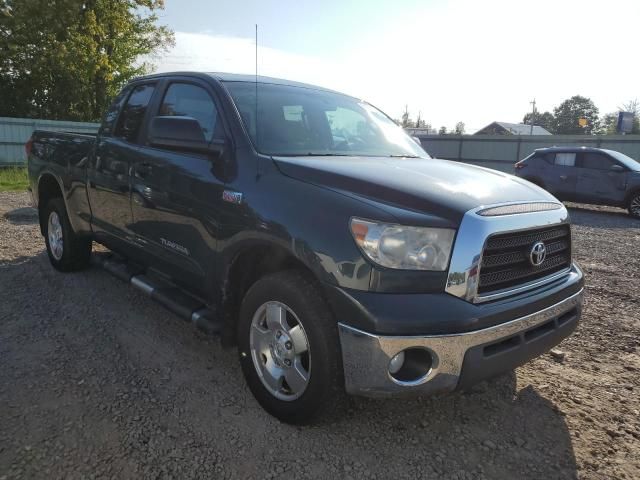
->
416, 134, 640, 173
4, 116, 640, 173
0, 117, 100, 166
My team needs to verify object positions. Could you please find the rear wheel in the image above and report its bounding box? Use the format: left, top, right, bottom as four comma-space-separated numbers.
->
237, 270, 344, 424
628, 192, 640, 218
43, 198, 92, 271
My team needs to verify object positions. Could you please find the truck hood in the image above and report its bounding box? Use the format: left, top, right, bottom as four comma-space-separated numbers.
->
273, 156, 558, 223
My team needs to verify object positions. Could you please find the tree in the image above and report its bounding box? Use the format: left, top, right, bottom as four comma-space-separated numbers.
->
0, 0, 174, 121
438, 126, 447, 135
607, 100, 640, 134
522, 111, 555, 133
454, 122, 465, 135
552, 95, 600, 135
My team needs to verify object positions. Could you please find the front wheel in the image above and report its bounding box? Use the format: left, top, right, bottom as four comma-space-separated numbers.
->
237, 271, 345, 424
43, 198, 92, 272
628, 192, 640, 218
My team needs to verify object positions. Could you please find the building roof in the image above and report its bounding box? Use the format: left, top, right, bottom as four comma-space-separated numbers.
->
476, 121, 552, 135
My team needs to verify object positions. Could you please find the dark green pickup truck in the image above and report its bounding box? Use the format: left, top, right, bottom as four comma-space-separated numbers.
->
27, 72, 584, 423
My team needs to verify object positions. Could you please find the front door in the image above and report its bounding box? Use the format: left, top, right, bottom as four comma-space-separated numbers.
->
545, 152, 578, 200
576, 151, 629, 204
129, 80, 230, 296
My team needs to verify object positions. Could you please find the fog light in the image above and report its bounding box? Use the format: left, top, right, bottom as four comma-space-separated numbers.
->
388, 351, 405, 374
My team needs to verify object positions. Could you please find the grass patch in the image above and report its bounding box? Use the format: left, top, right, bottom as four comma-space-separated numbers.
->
0, 167, 29, 192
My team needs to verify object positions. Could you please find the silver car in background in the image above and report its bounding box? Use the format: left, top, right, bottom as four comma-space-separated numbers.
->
515, 146, 640, 218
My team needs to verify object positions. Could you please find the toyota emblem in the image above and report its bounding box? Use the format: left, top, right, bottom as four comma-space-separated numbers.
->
529, 241, 547, 266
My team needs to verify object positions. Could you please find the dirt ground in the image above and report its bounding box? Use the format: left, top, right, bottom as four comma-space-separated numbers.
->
0, 191, 638, 480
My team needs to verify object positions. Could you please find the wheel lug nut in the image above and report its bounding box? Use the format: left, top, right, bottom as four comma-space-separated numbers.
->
284, 359, 291, 366
285, 341, 292, 350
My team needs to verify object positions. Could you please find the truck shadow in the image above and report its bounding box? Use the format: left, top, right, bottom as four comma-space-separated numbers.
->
3, 206, 38, 225
319, 372, 578, 478
0, 253, 578, 480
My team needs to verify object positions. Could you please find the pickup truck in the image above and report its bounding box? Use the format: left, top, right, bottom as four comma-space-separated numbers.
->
27, 72, 584, 424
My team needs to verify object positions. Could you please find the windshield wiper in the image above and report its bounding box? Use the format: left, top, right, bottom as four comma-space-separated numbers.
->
274, 152, 354, 157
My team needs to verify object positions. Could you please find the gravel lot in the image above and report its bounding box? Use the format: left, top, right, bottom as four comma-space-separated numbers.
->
1, 191, 639, 480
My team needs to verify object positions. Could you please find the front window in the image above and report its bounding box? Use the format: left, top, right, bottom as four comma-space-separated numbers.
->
223, 81, 428, 158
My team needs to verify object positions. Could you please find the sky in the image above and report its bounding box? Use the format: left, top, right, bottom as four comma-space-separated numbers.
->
155, 0, 640, 133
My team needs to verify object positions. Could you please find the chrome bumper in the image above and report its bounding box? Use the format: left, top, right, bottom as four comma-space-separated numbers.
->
338, 288, 584, 398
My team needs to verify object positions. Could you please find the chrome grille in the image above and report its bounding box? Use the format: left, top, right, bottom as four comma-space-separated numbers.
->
478, 225, 571, 294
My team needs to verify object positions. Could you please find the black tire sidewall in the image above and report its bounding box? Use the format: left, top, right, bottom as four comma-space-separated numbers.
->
237, 271, 343, 424
43, 198, 90, 271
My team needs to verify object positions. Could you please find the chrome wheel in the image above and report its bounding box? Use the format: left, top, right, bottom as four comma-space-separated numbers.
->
47, 211, 64, 260
631, 195, 640, 217
249, 301, 311, 401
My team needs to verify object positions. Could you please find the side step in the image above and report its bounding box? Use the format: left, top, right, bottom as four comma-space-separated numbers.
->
93, 253, 223, 335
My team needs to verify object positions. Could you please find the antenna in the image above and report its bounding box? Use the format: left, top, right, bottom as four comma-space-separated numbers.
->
255, 24, 258, 147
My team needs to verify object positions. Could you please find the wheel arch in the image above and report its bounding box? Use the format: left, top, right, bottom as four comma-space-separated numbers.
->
625, 186, 640, 205
220, 240, 330, 346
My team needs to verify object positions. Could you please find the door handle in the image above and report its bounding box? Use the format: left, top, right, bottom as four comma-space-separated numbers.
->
135, 162, 153, 178
559, 175, 567, 181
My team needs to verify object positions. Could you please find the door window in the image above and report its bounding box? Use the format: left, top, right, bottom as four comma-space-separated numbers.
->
114, 84, 156, 143
579, 152, 616, 170
159, 83, 220, 142
554, 153, 576, 167
101, 87, 130, 136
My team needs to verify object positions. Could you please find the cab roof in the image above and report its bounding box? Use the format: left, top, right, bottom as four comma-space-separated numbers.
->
133, 71, 351, 97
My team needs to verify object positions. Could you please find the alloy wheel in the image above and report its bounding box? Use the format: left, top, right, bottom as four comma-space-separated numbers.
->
47, 211, 64, 260
249, 301, 311, 401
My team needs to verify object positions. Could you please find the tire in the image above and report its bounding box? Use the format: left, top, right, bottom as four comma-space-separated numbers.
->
628, 191, 640, 219
237, 270, 345, 424
43, 198, 92, 272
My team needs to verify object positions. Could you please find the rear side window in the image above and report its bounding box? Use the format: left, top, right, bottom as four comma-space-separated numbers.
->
554, 153, 576, 167
579, 152, 616, 170
101, 87, 130, 136
115, 84, 156, 143
159, 83, 221, 142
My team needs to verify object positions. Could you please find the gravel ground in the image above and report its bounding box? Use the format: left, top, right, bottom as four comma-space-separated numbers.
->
0, 191, 638, 480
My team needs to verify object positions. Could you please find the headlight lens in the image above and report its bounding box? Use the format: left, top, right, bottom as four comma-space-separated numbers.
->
350, 218, 455, 271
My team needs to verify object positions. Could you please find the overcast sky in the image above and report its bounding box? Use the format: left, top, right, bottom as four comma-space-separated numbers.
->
156, 0, 640, 133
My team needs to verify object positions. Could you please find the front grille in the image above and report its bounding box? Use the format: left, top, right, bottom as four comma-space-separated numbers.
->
477, 225, 571, 295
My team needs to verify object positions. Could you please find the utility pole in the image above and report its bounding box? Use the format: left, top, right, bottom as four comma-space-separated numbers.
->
529, 99, 537, 135
529, 98, 536, 135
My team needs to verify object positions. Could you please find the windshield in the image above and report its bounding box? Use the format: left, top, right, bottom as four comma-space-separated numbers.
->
223, 81, 429, 158
602, 149, 640, 171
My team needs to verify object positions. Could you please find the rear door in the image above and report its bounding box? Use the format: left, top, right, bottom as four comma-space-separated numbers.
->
129, 79, 231, 295
544, 152, 578, 199
576, 151, 629, 204
88, 82, 157, 237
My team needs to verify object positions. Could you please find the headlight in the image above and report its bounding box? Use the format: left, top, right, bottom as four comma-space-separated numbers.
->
350, 218, 455, 271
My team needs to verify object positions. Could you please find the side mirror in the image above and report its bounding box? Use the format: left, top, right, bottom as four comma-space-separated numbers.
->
610, 164, 626, 173
148, 116, 223, 156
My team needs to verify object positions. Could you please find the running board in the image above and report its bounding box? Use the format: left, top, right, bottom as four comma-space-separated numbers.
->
93, 253, 223, 335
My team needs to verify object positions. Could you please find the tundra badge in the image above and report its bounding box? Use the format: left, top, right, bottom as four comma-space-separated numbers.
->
222, 190, 243, 205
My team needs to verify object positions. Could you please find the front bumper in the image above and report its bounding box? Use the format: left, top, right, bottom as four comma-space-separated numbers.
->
338, 288, 583, 398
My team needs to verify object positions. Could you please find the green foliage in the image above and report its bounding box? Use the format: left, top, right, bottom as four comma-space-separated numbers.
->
438, 126, 447, 135
0, 167, 28, 192
552, 95, 600, 135
0, 0, 174, 122
601, 100, 640, 135
454, 122, 465, 135
522, 111, 555, 133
